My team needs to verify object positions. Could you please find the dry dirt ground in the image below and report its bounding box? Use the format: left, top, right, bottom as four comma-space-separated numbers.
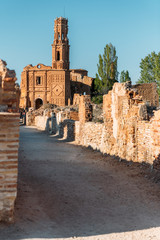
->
1, 126, 160, 240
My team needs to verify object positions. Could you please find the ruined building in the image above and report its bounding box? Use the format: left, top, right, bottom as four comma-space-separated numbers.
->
20, 17, 93, 109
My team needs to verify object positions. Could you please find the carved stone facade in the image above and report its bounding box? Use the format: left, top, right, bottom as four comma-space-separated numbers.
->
20, 17, 93, 109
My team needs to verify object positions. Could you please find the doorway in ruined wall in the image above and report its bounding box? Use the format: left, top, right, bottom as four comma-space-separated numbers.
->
35, 98, 43, 109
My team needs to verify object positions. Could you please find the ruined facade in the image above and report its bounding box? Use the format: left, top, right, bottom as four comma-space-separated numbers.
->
0, 60, 19, 222
20, 17, 93, 109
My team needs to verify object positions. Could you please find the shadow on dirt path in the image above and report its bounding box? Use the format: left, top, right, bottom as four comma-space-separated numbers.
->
0, 126, 160, 240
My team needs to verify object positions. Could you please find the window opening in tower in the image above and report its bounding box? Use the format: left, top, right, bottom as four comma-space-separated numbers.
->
57, 51, 60, 61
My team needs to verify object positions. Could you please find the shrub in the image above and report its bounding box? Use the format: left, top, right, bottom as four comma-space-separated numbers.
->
92, 95, 103, 104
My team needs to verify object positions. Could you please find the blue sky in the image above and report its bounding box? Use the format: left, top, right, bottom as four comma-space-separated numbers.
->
0, 0, 159, 84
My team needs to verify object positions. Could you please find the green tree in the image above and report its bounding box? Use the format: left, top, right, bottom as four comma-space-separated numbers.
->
137, 51, 160, 96
120, 70, 131, 83
94, 43, 118, 95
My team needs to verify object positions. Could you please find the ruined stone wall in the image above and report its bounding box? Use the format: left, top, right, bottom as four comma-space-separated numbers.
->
150, 110, 160, 161
137, 121, 153, 163
74, 84, 160, 165
34, 116, 49, 131
70, 79, 92, 102
73, 93, 81, 105
70, 111, 79, 121
0, 60, 19, 222
0, 60, 19, 112
26, 111, 35, 126
133, 83, 159, 107
75, 121, 104, 151
0, 113, 19, 222
59, 120, 75, 141
79, 95, 92, 123
70, 70, 93, 102
30, 83, 160, 166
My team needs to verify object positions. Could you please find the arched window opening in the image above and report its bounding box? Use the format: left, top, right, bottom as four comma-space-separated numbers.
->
58, 34, 60, 40
35, 98, 43, 109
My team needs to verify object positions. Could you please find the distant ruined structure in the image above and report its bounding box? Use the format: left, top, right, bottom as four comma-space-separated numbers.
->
0, 60, 19, 222
20, 17, 93, 109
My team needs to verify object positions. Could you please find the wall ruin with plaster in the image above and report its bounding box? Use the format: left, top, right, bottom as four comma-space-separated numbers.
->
27, 81, 160, 166
75, 82, 160, 165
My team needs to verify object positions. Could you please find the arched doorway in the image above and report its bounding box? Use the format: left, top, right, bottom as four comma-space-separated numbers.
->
35, 98, 43, 109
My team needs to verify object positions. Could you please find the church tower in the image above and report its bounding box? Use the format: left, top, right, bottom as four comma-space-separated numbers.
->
52, 17, 70, 70
20, 17, 93, 109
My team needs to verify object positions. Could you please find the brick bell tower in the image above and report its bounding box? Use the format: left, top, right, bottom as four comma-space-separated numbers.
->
52, 17, 70, 70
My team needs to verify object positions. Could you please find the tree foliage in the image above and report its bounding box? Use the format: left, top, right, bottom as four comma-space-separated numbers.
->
120, 70, 131, 83
94, 43, 118, 96
137, 51, 160, 96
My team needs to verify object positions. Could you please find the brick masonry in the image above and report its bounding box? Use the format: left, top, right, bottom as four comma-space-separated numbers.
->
0, 113, 19, 222
0, 60, 19, 222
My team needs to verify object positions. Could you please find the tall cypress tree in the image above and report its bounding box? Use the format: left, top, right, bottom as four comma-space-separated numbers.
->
94, 43, 118, 95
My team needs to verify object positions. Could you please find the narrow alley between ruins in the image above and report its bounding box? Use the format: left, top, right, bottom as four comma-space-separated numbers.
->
1, 126, 160, 240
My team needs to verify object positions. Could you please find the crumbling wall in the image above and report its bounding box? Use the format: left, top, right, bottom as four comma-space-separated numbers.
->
75, 83, 160, 165
30, 83, 160, 166
70, 69, 93, 103
150, 110, 160, 161
34, 115, 49, 131
73, 93, 81, 105
133, 83, 159, 107
75, 121, 104, 150
0, 60, 19, 112
59, 119, 75, 141
0, 113, 19, 222
137, 121, 152, 163
26, 110, 35, 126
27, 105, 79, 136
79, 95, 92, 123
0, 60, 19, 222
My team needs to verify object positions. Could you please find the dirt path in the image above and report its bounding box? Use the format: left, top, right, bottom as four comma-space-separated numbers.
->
1, 126, 160, 240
